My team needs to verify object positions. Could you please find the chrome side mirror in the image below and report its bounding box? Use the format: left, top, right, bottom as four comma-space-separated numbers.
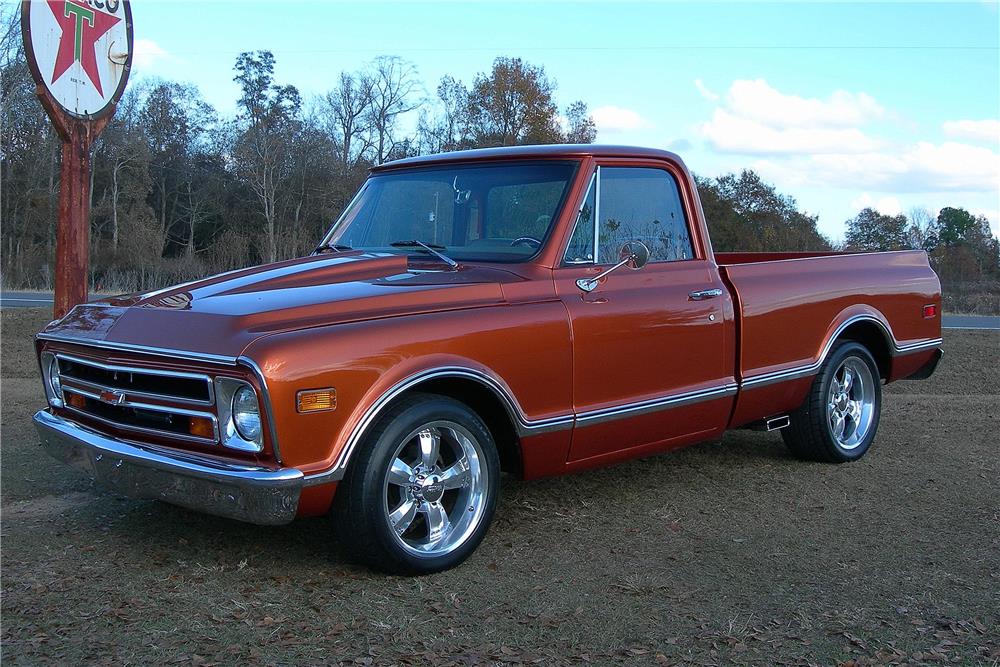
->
576, 241, 650, 293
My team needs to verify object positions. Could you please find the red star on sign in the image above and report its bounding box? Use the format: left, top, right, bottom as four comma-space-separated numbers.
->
47, 0, 121, 98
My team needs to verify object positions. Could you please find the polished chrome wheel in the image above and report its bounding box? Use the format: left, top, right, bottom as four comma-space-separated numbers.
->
382, 421, 488, 558
826, 356, 876, 450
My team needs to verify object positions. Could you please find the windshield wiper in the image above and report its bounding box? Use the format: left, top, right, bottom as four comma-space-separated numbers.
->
313, 242, 353, 254
389, 240, 459, 269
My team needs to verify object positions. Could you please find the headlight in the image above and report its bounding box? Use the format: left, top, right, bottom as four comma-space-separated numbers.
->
232, 385, 262, 444
42, 353, 63, 407
48, 356, 62, 399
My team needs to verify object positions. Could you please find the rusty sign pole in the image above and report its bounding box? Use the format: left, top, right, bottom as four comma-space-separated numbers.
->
20, 0, 133, 319
53, 114, 108, 318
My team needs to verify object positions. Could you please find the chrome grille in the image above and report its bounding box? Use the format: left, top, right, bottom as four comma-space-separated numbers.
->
56, 354, 213, 404
55, 354, 218, 444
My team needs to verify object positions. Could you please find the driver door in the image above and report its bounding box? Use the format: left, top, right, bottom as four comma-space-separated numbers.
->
554, 162, 736, 464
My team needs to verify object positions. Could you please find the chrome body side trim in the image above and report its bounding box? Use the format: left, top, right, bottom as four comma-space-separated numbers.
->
36, 333, 239, 366
893, 338, 944, 355
574, 383, 738, 426
303, 367, 575, 486
304, 370, 737, 485
33, 410, 302, 525
308, 315, 941, 483
741, 315, 942, 390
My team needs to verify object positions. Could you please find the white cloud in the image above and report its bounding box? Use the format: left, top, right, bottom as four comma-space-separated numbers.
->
132, 39, 171, 70
810, 142, 1000, 192
753, 141, 1000, 195
942, 119, 1000, 146
702, 108, 883, 155
850, 193, 903, 215
694, 79, 719, 102
591, 105, 652, 133
723, 79, 885, 129
700, 79, 887, 155
701, 79, 1000, 195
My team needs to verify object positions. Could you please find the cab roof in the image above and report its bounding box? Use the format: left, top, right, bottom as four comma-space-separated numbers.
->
371, 144, 685, 172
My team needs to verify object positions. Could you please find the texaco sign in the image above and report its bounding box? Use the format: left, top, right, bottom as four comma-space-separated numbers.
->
22, 0, 133, 120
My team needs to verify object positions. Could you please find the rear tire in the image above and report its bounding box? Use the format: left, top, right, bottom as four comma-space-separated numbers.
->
782, 341, 882, 463
333, 393, 500, 575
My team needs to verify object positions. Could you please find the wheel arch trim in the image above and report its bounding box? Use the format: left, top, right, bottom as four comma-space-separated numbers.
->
741, 312, 942, 390
303, 366, 572, 485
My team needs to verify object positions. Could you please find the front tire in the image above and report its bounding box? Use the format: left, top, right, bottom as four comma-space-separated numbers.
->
782, 341, 882, 463
334, 393, 499, 575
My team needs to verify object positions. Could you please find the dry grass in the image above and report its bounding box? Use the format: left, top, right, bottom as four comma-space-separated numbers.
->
2, 308, 998, 665
941, 280, 1000, 315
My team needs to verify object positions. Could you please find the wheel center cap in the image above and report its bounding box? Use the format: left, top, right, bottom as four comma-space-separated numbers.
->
421, 477, 445, 503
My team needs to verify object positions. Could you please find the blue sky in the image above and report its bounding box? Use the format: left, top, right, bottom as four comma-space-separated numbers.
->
125, 1, 999, 241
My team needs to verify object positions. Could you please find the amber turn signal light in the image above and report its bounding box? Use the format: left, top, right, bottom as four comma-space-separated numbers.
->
922, 304, 937, 319
189, 416, 215, 439
66, 393, 86, 409
297, 388, 337, 413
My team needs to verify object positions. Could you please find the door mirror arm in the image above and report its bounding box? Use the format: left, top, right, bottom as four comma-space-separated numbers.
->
576, 241, 650, 293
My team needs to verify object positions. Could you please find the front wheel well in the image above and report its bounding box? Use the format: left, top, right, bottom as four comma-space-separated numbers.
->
395, 377, 523, 477
836, 321, 892, 379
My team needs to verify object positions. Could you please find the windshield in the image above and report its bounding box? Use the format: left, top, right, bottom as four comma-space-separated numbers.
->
321, 161, 577, 263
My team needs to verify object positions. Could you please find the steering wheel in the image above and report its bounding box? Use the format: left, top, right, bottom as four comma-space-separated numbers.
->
510, 236, 542, 249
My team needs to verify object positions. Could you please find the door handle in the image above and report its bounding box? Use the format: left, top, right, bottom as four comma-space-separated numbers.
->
688, 288, 724, 301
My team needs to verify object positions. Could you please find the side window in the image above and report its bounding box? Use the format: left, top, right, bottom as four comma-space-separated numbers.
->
598, 167, 694, 264
563, 172, 596, 264
562, 167, 695, 265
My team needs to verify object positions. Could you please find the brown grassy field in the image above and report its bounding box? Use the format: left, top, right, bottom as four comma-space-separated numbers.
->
2, 308, 998, 666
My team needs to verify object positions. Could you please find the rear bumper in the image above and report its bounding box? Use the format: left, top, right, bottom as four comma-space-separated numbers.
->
33, 410, 303, 525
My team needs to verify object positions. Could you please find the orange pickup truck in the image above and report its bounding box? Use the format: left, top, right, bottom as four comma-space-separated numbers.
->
34, 145, 942, 573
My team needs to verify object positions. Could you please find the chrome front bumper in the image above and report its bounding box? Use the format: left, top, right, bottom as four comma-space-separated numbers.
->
33, 410, 303, 525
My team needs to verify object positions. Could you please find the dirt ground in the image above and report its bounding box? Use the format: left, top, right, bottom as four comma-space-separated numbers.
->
2, 308, 998, 666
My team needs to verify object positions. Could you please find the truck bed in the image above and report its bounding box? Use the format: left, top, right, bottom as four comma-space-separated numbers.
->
718, 249, 942, 426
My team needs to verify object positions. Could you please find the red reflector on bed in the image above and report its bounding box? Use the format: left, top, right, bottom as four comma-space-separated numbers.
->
922, 304, 937, 319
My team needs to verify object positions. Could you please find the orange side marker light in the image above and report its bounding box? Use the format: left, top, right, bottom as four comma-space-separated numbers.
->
297, 388, 337, 413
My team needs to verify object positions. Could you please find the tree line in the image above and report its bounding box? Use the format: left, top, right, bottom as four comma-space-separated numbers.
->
1, 7, 996, 304
2, 15, 601, 292
845, 206, 999, 282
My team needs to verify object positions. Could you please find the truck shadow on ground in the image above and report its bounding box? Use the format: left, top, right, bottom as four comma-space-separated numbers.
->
87, 429, 794, 571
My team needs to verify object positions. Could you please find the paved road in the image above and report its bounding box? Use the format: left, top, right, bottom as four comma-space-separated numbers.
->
0, 291, 58, 308
2, 290, 999, 330
940, 314, 1000, 330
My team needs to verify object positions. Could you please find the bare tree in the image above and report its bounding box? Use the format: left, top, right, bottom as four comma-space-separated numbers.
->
365, 56, 420, 164
232, 51, 301, 263
322, 71, 374, 169
907, 206, 938, 251
417, 75, 469, 154
96, 89, 149, 252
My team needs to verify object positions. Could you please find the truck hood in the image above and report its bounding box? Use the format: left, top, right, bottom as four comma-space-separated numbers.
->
42, 252, 517, 358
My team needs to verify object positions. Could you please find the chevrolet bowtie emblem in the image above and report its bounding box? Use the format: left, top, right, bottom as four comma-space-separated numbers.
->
99, 389, 126, 405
